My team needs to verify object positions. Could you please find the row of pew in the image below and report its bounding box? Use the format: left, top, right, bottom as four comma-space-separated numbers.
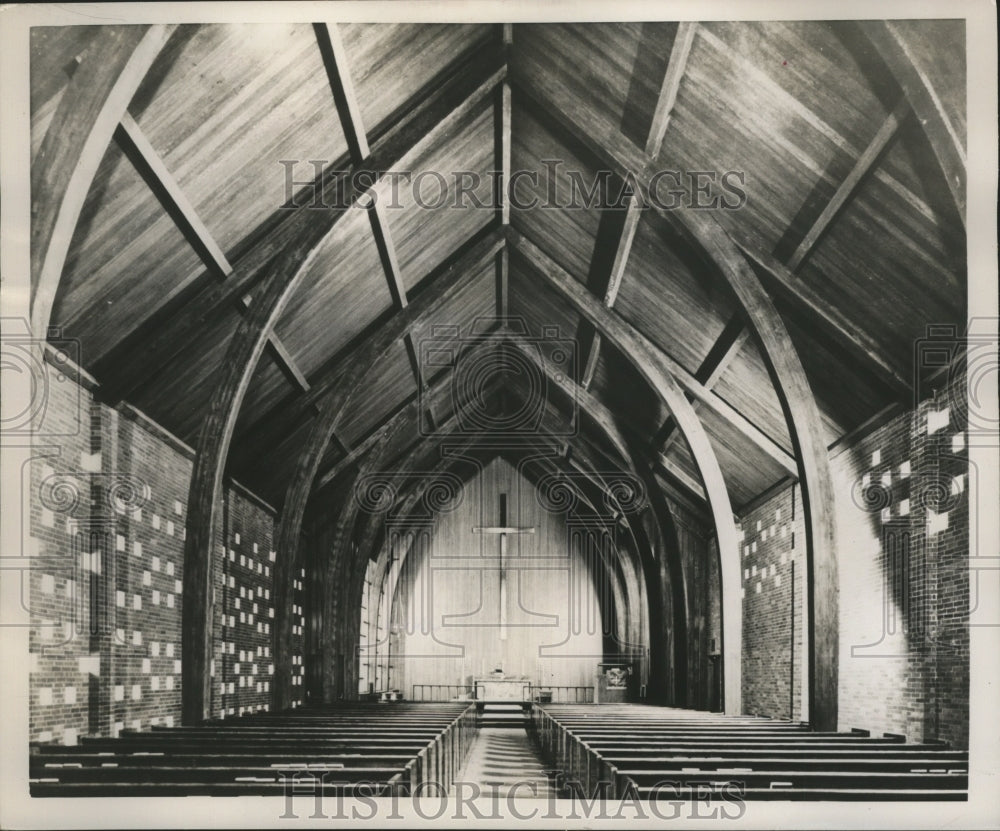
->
531, 704, 968, 801
30, 703, 477, 797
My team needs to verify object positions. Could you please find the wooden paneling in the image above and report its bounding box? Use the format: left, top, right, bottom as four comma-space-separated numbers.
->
129, 308, 241, 444
133, 23, 348, 258
337, 340, 418, 446
660, 22, 890, 259
615, 212, 735, 376
382, 108, 495, 294
340, 23, 493, 137
587, 343, 669, 442
392, 456, 606, 693
712, 337, 794, 455
513, 23, 673, 147
273, 205, 392, 379
509, 103, 604, 283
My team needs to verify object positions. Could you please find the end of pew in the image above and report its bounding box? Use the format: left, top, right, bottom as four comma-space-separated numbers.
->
850, 728, 871, 737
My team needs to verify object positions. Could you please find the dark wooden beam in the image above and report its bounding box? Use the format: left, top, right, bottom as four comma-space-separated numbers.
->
183, 50, 505, 725
509, 227, 743, 715
30, 25, 174, 340
269, 232, 502, 707
644, 22, 697, 158
786, 99, 910, 272
657, 313, 749, 455
117, 109, 312, 396
578, 23, 693, 391
314, 22, 370, 163
234, 226, 503, 470
510, 75, 913, 398
855, 20, 966, 224
99, 49, 505, 402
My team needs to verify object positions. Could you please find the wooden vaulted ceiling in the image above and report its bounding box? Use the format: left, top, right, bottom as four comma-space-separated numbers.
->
33, 20, 966, 515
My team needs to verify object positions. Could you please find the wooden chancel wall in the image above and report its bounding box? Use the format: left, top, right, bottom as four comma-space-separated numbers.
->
386, 457, 612, 697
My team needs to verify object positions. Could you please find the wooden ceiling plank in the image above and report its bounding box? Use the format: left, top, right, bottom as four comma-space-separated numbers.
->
314, 22, 370, 163
509, 227, 742, 715
513, 231, 796, 474
115, 111, 232, 280
101, 51, 506, 402
645, 21, 697, 158
856, 20, 966, 224
185, 53, 506, 724
236, 226, 503, 462
659, 313, 749, 454
786, 99, 910, 272
30, 24, 175, 341
510, 75, 913, 397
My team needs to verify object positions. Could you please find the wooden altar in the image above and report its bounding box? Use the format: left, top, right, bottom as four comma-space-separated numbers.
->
474, 677, 531, 702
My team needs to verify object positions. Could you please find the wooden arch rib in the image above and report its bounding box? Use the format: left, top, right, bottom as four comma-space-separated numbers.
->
510, 229, 743, 716
504, 333, 691, 705
505, 71, 841, 727
182, 64, 505, 724
853, 20, 966, 224
270, 229, 503, 709
349, 439, 642, 697
30, 25, 175, 340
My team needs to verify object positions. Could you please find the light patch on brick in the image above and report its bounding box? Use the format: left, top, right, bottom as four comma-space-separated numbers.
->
152, 514, 161, 530
166, 676, 174, 691
39, 731, 52, 743
142, 658, 151, 673
152, 556, 161, 572
927, 407, 950, 434
133, 541, 143, 558
166, 643, 174, 657
41, 508, 54, 528
151, 641, 160, 657
166, 593, 174, 608
899, 498, 910, 516
116, 590, 125, 608
166, 561, 175, 576
112, 722, 123, 738
133, 594, 142, 611
40, 574, 54, 594
755, 582, 762, 594
899, 460, 911, 478
173, 660, 181, 674
152, 589, 160, 605
166, 520, 174, 536
132, 630, 142, 646
38, 687, 53, 705
234, 532, 241, 545
951, 474, 966, 495
142, 571, 151, 586
63, 728, 78, 746
79, 451, 101, 473
881, 506, 891, 523
952, 432, 965, 452
927, 509, 949, 535
131, 684, 141, 701
151, 676, 160, 691
871, 449, 881, 466
881, 470, 892, 487
174, 500, 183, 516
253, 542, 259, 554
114, 685, 124, 702
65, 578, 75, 599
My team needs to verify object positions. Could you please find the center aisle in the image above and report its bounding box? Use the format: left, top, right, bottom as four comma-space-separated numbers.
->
456, 726, 559, 799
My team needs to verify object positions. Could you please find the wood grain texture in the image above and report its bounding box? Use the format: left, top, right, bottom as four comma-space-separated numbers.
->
31, 24, 173, 340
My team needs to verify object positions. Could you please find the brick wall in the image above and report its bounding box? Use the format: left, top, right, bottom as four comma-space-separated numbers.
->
739, 370, 970, 747
28, 362, 293, 744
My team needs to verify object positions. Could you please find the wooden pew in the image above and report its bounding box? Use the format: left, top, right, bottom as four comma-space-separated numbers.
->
530, 704, 968, 802
30, 703, 478, 797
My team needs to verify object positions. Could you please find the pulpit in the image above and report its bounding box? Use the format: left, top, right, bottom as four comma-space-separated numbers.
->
595, 662, 631, 704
